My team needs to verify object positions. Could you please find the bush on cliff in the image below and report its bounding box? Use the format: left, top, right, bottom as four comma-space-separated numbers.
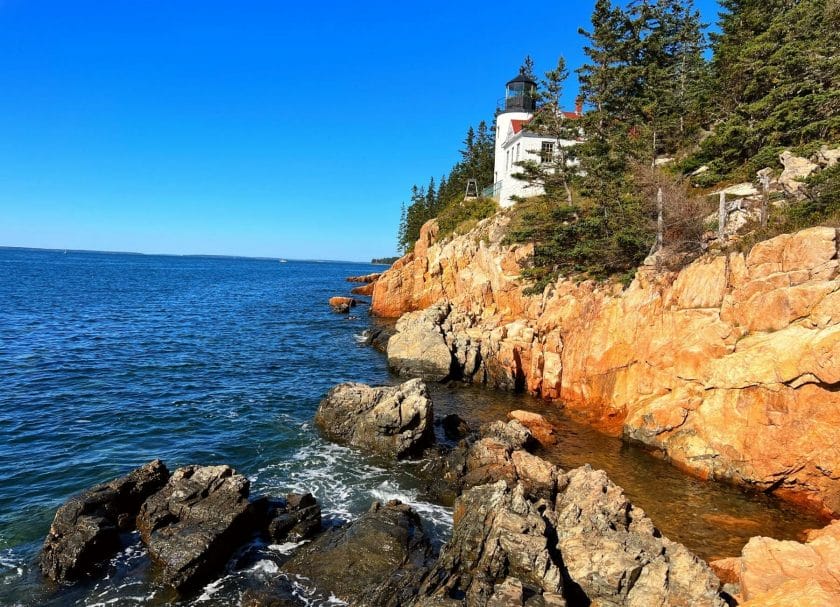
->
506, 165, 711, 293
436, 196, 498, 239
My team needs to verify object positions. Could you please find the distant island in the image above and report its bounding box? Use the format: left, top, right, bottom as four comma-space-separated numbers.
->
371, 256, 398, 265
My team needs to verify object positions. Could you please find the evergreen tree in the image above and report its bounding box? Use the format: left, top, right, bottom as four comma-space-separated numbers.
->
519, 55, 536, 80
695, 0, 840, 179
512, 57, 579, 203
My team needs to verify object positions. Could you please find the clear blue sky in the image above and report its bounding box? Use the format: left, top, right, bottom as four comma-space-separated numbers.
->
0, 0, 721, 261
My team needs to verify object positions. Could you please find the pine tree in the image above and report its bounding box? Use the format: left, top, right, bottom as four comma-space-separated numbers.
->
397, 202, 407, 253
695, 0, 840, 179
519, 55, 536, 80
513, 57, 579, 204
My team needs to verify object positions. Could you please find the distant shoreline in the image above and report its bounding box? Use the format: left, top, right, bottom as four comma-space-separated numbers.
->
0, 246, 379, 265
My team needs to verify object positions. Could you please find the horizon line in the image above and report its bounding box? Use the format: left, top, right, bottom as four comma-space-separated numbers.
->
0, 245, 392, 265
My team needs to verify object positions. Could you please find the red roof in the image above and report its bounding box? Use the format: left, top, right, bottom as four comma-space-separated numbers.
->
510, 111, 581, 136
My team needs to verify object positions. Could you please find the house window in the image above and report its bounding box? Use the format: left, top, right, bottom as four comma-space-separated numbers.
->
516, 143, 520, 161
541, 141, 554, 163
506, 150, 510, 170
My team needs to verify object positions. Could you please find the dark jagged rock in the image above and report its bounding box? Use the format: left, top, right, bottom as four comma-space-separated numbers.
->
136, 464, 255, 593
315, 378, 435, 459
419, 420, 556, 503
40, 459, 169, 584
282, 500, 434, 606
362, 324, 395, 353
441, 414, 471, 441
417, 482, 566, 606
254, 492, 321, 543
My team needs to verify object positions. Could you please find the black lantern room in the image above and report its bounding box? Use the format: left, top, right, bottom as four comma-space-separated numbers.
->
504, 73, 537, 113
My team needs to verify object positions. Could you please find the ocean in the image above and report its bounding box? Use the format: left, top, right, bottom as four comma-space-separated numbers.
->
0, 248, 821, 606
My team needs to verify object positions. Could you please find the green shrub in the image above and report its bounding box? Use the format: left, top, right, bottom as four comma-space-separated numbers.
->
436, 197, 498, 238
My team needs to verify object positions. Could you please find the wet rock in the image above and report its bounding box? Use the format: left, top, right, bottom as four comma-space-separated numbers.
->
282, 500, 434, 606
255, 492, 321, 543
136, 464, 255, 593
441, 414, 471, 441
508, 410, 557, 446
329, 296, 357, 313
315, 378, 435, 459
387, 304, 454, 381
40, 459, 169, 584
362, 324, 395, 353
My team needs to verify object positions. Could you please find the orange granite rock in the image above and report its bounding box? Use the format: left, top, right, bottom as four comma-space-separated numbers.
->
715, 519, 840, 606
507, 410, 557, 446
328, 296, 357, 313
371, 215, 840, 515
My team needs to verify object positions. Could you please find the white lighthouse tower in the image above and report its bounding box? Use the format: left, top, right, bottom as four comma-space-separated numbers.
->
493, 72, 540, 208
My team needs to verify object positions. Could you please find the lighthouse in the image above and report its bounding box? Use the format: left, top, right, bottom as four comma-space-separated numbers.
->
491, 71, 582, 208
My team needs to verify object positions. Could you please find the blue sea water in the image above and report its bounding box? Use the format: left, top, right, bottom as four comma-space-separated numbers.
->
0, 248, 823, 606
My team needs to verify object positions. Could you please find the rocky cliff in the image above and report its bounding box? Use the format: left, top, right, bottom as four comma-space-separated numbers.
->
371, 215, 840, 517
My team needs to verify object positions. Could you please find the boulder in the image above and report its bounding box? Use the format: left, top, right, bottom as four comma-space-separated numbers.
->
418, 482, 566, 605
441, 413, 471, 441
255, 492, 321, 543
282, 500, 433, 606
40, 459, 169, 584
551, 466, 724, 606
420, 420, 558, 503
779, 150, 818, 196
387, 304, 454, 381
315, 378, 435, 459
814, 145, 840, 168
136, 464, 255, 593
417, 464, 724, 607
507, 410, 557, 445
329, 296, 357, 313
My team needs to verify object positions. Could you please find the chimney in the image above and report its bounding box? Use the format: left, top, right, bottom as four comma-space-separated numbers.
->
575, 96, 583, 116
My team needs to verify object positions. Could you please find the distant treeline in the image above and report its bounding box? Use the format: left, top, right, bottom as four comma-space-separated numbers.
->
371, 256, 399, 265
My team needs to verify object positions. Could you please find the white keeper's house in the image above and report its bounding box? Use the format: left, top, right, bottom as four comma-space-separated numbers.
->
485, 72, 582, 208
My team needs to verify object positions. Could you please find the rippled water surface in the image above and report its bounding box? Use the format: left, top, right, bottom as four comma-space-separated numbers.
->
0, 248, 824, 606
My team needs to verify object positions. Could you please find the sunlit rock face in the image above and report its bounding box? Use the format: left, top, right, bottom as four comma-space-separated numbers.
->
372, 216, 840, 516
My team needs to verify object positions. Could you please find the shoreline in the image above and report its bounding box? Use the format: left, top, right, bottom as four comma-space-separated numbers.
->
367, 215, 840, 519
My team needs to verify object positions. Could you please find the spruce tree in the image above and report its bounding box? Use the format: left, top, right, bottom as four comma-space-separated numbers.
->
513, 57, 579, 204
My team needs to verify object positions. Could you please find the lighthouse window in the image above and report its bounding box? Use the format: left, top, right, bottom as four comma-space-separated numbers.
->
541, 141, 554, 163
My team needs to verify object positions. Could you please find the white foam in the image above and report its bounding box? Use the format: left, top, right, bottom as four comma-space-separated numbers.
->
268, 540, 310, 555
249, 559, 279, 575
